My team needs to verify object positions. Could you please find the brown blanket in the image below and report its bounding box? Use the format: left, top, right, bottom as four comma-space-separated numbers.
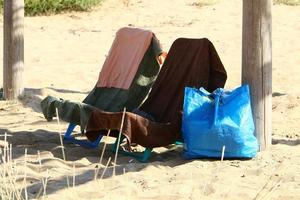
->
86, 38, 227, 148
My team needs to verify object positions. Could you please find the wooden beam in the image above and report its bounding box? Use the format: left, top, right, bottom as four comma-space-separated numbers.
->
3, 0, 24, 100
242, 0, 272, 150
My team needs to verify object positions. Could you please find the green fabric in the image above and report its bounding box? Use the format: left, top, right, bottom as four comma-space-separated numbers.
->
41, 96, 96, 130
41, 36, 162, 130
83, 37, 162, 111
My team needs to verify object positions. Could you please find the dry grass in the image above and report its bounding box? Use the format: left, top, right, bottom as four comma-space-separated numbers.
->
0, 0, 104, 16
190, 0, 300, 7
274, 0, 300, 5
0, 127, 69, 200
122, 0, 130, 7
190, 0, 219, 7
0, 107, 70, 200
0, 107, 124, 199
0, 133, 25, 200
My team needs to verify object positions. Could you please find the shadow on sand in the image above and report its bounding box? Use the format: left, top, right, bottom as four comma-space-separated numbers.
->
0, 128, 194, 197
272, 138, 300, 146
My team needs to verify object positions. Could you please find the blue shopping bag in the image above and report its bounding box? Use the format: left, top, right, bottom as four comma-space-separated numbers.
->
182, 85, 258, 159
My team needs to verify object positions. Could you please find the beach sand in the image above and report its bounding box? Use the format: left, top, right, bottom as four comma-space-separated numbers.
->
0, 0, 299, 199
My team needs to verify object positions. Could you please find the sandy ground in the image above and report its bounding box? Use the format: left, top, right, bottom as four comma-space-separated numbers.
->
0, 0, 299, 199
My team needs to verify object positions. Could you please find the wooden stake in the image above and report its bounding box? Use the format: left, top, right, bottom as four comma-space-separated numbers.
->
55, 108, 70, 188
9, 144, 12, 163
95, 129, 111, 180
221, 145, 225, 162
3, 0, 24, 100
24, 148, 28, 200
55, 108, 66, 161
113, 108, 126, 176
37, 150, 42, 173
4, 132, 7, 162
73, 162, 76, 188
100, 157, 112, 180
43, 169, 49, 198
242, 0, 272, 150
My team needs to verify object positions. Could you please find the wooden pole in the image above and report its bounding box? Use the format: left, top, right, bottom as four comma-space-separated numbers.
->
242, 0, 272, 150
3, 0, 24, 100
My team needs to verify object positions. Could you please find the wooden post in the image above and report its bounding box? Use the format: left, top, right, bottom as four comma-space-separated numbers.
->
242, 0, 272, 150
3, 0, 24, 100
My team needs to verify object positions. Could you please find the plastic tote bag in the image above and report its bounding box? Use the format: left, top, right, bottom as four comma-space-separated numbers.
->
182, 85, 258, 159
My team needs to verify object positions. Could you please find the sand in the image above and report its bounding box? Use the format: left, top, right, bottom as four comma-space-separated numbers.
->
0, 0, 299, 199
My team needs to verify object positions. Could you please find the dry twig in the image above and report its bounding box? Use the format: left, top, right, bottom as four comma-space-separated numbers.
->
113, 108, 126, 176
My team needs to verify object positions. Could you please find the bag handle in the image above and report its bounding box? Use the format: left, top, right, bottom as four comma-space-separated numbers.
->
212, 88, 223, 127
197, 87, 223, 127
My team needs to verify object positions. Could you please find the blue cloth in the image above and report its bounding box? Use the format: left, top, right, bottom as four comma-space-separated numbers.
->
182, 85, 258, 159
